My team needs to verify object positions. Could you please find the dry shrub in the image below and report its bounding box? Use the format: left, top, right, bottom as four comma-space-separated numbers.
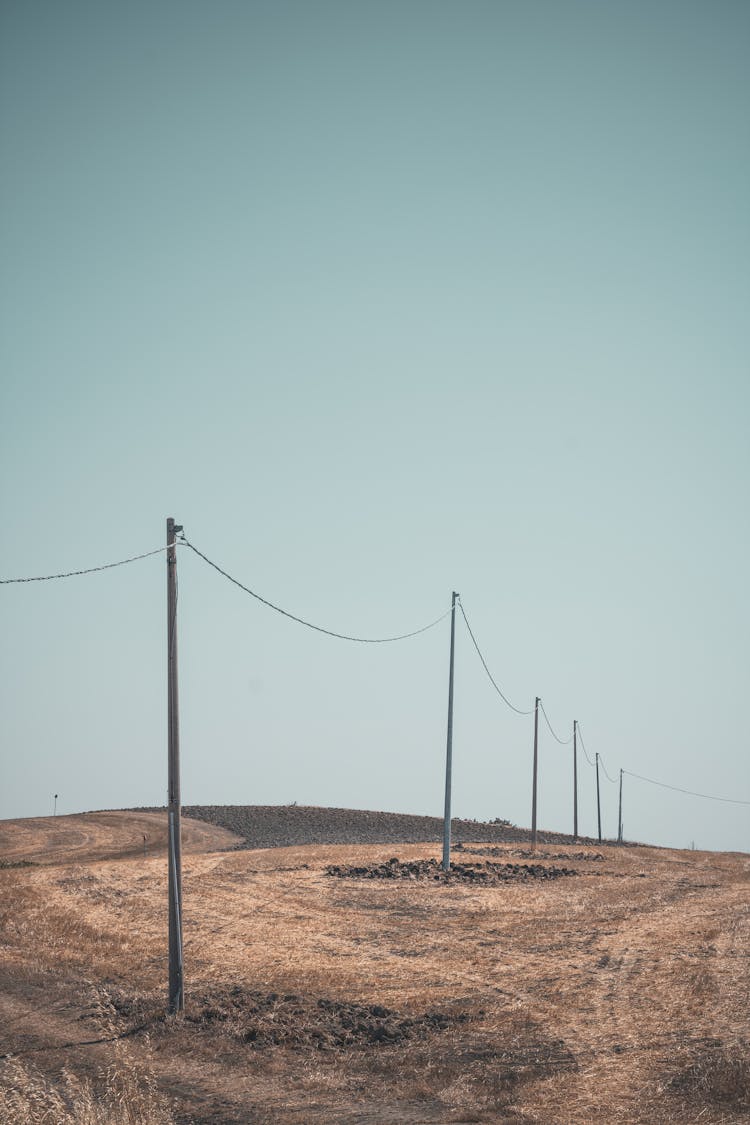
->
666, 1040, 750, 1112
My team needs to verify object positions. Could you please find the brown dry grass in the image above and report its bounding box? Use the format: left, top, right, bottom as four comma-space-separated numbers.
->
1, 813, 748, 1123
0, 989, 175, 1124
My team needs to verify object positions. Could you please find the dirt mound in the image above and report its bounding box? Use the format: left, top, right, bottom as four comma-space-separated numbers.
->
325, 856, 578, 884
184, 987, 468, 1050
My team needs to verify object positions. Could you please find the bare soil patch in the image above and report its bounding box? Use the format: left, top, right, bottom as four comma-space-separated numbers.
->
187, 988, 468, 1049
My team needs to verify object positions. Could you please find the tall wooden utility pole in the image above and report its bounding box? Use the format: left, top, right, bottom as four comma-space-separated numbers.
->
442, 591, 458, 872
618, 768, 623, 844
573, 720, 578, 841
166, 517, 184, 1013
531, 696, 540, 850
595, 752, 602, 843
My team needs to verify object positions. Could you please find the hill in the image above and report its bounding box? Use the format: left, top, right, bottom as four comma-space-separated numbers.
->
0, 807, 748, 1123
182, 803, 607, 849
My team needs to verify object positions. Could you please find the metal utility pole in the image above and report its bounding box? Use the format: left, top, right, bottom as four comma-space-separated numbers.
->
618, 769, 623, 844
167, 517, 184, 1014
572, 721, 578, 841
53, 794, 58, 817
442, 591, 458, 872
595, 752, 602, 843
531, 696, 540, 850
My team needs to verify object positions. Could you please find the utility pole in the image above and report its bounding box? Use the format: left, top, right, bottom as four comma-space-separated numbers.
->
573, 720, 578, 841
442, 591, 458, 872
595, 752, 602, 843
618, 768, 623, 844
531, 696, 540, 850
167, 517, 184, 1014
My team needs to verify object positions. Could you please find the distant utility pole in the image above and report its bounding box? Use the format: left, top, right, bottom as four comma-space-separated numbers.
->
167, 517, 184, 1014
53, 794, 58, 817
618, 769, 623, 844
595, 752, 602, 843
531, 697, 540, 850
442, 591, 458, 872
573, 720, 578, 841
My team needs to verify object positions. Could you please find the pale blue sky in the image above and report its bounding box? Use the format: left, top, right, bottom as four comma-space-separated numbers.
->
2, 1, 748, 852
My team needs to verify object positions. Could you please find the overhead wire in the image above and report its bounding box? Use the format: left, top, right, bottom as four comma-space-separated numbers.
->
577, 724, 617, 782
0, 545, 170, 584
597, 753, 618, 784
3, 529, 748, 815
576, 725, 596, 768
623, 769, 750, 806
180, 538, 451, 643
538, 699, 573, 745
456, 600, 535, 716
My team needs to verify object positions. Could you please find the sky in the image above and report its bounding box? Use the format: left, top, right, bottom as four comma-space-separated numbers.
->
1, 1, 748, 854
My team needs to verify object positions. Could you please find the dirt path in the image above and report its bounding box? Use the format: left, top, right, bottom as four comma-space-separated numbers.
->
0, 811, 241, 866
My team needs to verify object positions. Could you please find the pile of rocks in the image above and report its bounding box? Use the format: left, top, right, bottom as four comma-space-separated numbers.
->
325, 856, 578, 884
456, 844, 604, 862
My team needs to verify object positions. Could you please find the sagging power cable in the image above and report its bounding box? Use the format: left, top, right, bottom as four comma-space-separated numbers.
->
181, 538, 451, 643
539, 698, 573, 745
576, 724, 596, 767
597, 752, 618, 784
457, 600, 535, 715
623, 769, 750, 806
0, 545, 170, 584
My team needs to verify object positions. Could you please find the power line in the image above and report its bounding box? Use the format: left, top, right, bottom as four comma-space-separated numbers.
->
576, 725, 596, 768
597, 753, 617, 784
456, 601, 535, 716
0, 545, 170, 584
577, 724, 616, 783
623, 769, 750, 806
538, 699, 573, 745
181, 538, 451, 643
5, 529, 749, 816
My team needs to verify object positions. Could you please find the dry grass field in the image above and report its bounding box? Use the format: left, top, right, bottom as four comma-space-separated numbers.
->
0, 809, 748, 1124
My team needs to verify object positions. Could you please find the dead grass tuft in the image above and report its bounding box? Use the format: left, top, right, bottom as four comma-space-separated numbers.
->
0, 1052, 174, 1125
0, 985, 175, 1125
665, 1040, 750, 1111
